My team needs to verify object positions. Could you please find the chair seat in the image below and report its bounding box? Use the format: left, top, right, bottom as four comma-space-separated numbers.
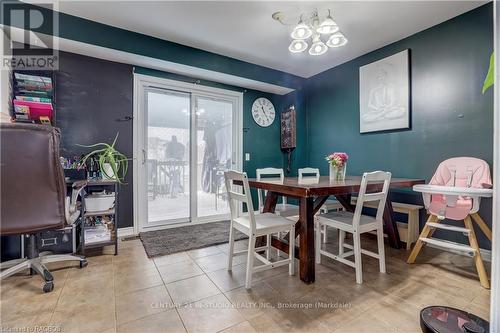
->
274, 203, 300, 217
316, 211, 380, 232
235, 213, 296, 236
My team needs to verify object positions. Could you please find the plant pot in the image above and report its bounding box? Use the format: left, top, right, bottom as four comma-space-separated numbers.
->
102, 162, 117, 180
329, 163, 347, 181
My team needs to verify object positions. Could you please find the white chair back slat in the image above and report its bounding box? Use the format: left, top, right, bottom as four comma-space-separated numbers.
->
298, 167, 320, 182
256, 167, 285, 211
224, 170, 256, 232
353, 171, 392, 228
362, 192, 386, 202
228, 191, 248, 202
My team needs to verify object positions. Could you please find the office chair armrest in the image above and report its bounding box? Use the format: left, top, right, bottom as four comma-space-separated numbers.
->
72, 180, 87, 189
66, 181, 87, 224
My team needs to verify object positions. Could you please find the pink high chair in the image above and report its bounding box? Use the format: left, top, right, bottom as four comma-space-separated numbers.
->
407, 157, 493, 289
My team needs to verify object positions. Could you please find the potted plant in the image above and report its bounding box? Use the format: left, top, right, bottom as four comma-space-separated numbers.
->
325, 152, 349, 181
79, 133, 129, 183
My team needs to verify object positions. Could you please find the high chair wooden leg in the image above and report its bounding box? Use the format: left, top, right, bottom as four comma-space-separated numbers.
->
407, 215, 439, 264
470, 213, 492, 241
464, 216, 490, 289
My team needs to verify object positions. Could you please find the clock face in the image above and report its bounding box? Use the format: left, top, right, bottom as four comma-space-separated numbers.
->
252, 98, 275, 127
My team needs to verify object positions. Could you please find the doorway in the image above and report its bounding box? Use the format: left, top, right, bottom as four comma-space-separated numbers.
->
133, 74, 243, 231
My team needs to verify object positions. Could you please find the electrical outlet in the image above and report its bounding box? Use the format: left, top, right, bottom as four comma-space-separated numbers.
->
245, 153, 250, 161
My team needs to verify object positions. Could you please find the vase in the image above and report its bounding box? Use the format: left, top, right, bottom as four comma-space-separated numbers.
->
329, 163, 346, 181
102, 162, 117, 180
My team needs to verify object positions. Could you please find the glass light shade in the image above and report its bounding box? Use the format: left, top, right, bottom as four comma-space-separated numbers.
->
316, 16, 339, 34
326, 32, 348, 47
289, 40, 308, 53
308, 35, 327, 56
291, 21, 312, 40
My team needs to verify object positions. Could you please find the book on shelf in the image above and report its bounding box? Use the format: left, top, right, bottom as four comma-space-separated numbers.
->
15, 80, 53, 92
15, 89, 52, 98
14, 103, 30, 115
15, 95, 52, 103
14, 73, 53, 85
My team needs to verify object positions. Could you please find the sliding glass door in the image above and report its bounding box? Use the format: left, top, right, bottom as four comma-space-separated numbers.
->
195, 96, 234, 218
146, 88, 191, 224
135, 75, 242, 231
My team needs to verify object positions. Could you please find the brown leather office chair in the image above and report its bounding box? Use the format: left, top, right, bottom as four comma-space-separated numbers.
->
0, 123, 87, 292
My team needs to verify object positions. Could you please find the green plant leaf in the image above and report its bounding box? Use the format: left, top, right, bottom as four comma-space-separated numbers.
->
76, 143, 112, 149
111, 132, 119, 149
482, 52, 494, 94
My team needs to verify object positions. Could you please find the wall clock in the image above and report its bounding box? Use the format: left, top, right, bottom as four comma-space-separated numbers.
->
252, 97, 275, 127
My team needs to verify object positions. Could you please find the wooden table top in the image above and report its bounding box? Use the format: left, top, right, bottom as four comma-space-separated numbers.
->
246, 176, 425, 198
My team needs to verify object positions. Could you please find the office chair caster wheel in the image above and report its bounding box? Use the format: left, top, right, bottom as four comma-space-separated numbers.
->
43, 282, 54, 293
80, 259, 88, 268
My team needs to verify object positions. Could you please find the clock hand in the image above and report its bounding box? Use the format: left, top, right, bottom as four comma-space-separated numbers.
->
261, 106, 270, 121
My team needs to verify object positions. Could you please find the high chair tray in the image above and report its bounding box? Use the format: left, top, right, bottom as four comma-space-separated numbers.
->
413, 184, 493, 197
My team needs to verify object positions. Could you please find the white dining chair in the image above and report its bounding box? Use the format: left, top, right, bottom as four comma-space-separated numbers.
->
256, 168, 299, 218
298, 167, 344, 243
224, 170, 295, 289
315, 171, 391, 284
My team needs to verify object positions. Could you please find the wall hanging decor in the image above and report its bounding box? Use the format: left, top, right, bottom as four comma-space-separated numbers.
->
359, 49, 410, 133
281, 105, 296, 174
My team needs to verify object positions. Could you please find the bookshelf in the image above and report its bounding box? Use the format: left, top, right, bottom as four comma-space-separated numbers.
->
10, 69, 56, 125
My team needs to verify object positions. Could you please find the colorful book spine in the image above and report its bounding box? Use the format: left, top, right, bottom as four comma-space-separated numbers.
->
13, 100, 53, 121
15, 96, 52, 103
14, 73, 52, 85
15, 80, 53, 91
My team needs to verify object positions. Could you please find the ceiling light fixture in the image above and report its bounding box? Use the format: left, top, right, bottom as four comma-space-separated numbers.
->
316, 10, 339, 34
289, 39, 308, 53
326, 32, 348, 47
290, 17, 312, 40
308, 34, 327, 56
273, 8, 347, 57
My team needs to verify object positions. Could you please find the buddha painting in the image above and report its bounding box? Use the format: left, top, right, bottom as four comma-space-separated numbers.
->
359, 50, 410, 133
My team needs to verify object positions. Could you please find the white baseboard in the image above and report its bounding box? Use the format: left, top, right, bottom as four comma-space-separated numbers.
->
427, 243, 492, 262
117, 227, 135, 237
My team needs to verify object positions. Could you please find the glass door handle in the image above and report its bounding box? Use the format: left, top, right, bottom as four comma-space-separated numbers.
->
142, 149, 147, 165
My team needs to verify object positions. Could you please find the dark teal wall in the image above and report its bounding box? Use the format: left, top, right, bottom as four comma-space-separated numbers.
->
275, 90, 309, 176
305, 4, 494, 248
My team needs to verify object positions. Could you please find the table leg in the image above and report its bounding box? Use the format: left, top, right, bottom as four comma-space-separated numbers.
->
262, 191, 278, 213
299, 196, 315, 283
383, 197, 401, 249
334, 194, 354, 212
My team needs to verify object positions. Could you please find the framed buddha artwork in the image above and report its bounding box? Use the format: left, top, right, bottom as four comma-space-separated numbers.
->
359, 49, 410, 133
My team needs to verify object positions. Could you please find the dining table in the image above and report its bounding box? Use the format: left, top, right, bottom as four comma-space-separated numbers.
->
246, 175, 425, 284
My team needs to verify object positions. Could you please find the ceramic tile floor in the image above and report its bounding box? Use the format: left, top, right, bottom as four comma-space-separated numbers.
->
0, 231, 491, 333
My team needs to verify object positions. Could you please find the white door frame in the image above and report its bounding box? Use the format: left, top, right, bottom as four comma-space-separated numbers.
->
490, 0, 499, 329
133, 73, 243, 233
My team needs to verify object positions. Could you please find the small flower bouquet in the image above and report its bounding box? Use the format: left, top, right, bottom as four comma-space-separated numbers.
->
325, 152, 348, 181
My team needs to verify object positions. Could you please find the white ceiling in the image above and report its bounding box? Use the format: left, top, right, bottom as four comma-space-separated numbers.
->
52, 1, 487, 78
